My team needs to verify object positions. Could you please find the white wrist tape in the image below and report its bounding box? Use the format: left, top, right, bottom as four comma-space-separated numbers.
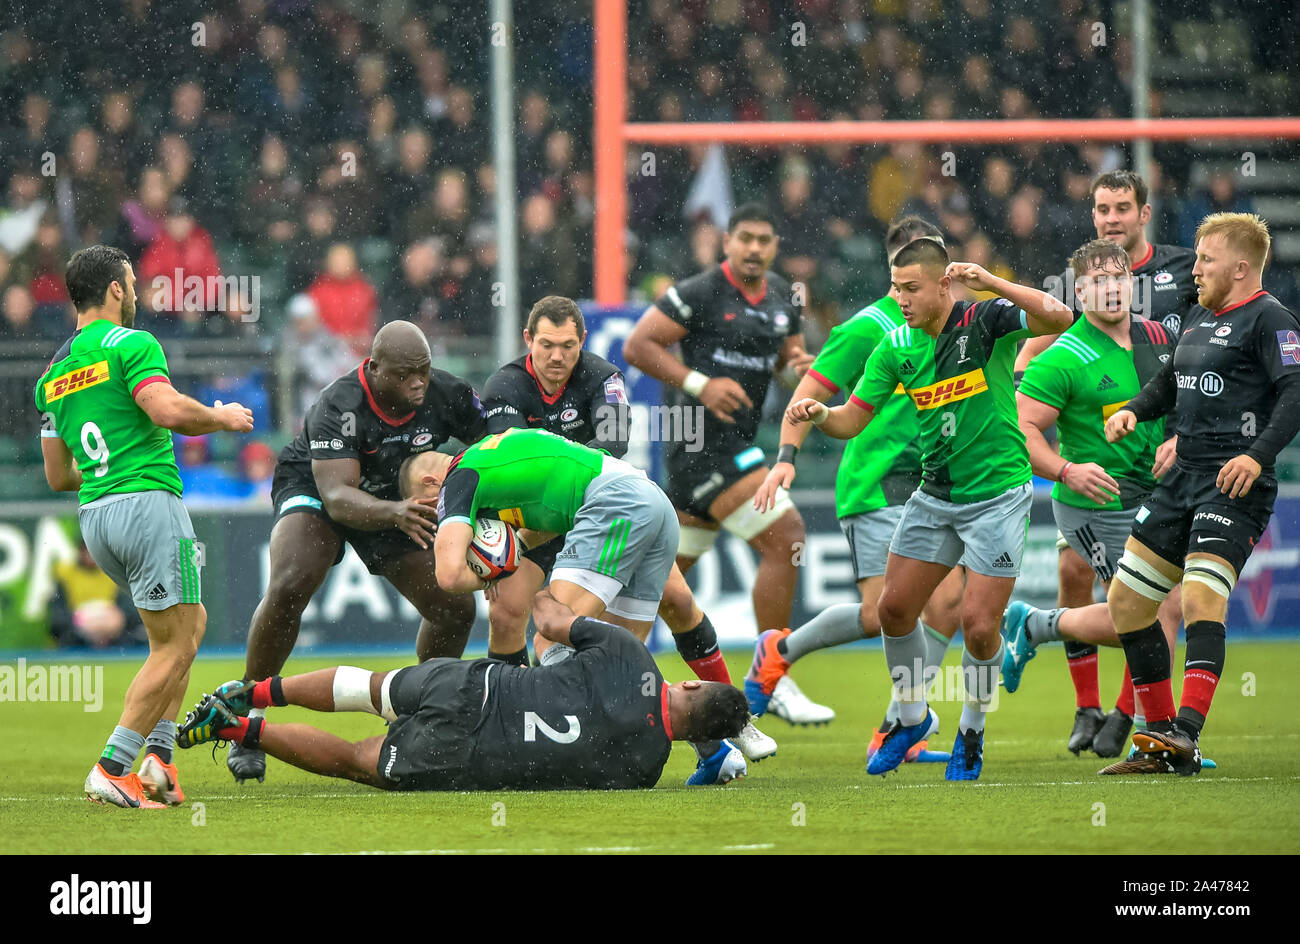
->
810, 404, 830, 426
682, 370, 710, 397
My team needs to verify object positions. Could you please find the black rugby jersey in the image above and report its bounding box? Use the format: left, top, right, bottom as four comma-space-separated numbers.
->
1126, 291, 1300, 470
278, 360, 488, 501
654, 261, 802, 446
481, 350, 630, 458
470, 620, 672, 789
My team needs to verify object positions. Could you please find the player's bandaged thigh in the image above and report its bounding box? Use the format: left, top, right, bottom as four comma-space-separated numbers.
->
1115, 548, 1179, 602
334, 665, 380, 716
720, 486, 795, 541
1182, 556, 1237, 600
677, 524, 718, 557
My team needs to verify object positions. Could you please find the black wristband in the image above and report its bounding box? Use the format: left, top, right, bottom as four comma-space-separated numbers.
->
777, 443, 798, 465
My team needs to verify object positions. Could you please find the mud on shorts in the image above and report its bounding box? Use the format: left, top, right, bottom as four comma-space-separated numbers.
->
79, 489, 202, 611
550, 458, 679, 622
889, 482, 1033, 578
271, 461, 423, 575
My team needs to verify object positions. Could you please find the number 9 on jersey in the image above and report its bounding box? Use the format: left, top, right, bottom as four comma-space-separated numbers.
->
467, 517, 521, 582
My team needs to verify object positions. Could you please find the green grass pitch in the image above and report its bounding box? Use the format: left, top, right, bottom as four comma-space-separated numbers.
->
2, 641, 1297, 854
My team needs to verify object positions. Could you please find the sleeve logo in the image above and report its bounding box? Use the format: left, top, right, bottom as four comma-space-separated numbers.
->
1277, 330, 1300, 366
604, 375, 628, 404
43, 361, 110, 402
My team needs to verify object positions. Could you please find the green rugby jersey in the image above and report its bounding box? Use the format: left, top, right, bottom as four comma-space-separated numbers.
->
850, 298, 1031, 503
437, 427, 608, 533
807, 295, 920, 517
34, 319, 182, 505
1019, 316, 1175, 510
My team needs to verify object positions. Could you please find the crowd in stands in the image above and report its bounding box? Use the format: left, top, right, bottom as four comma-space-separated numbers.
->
2, 1, 1297, 471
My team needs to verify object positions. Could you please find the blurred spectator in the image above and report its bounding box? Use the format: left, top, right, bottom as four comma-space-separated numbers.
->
383, 239, 448, 336
306, 242, 378, 350
1, 283, 54, 340
237, 135, 303, 266
176, 435, 246, 503
286, 197, 339, 295
239, 440, 277, 505
0, 169, 48, 256
55, 126, 125, 246
957, 232, 1017, 300
1004, 190, 1062, 286
1181, 171, 1256, 248
112, 166, 170, 261
404, 167, 473, 256
385, 127, 436, 237
48, 541, 146, 650
282, 292, 356, 426
437, 86, 485, 171
10, 216, 71, 309
520, 194, 579, 301
137, 196, 222, 331
317, 139, 381, 239
459, 223, 500, 337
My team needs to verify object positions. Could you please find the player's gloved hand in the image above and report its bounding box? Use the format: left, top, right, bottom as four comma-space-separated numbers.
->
944, 262, 993, 292
1062, 461, 1121, 506
1104, 408, 1137, 443
1152, 435, 1178, 479
391, 497, 439, 549
698, 377, 753, 423
753, 462, 795, 512
786, 397, 828, 426
1217, 454, 1262, 498
213, 399, 255, 432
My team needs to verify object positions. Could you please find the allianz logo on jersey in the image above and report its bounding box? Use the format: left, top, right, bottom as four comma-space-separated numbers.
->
44, 360, 110, 402
907, 368, 988, 410
1176, 371, 1224, 396
711, 347, 779, 371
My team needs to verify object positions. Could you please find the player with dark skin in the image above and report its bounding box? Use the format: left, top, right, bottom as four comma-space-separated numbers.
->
179, 593, 746, 790
623, 210, 813, 634
245, 322, 476, 686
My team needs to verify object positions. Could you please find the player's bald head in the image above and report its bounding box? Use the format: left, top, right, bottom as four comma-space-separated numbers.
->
371, 320, 430, 369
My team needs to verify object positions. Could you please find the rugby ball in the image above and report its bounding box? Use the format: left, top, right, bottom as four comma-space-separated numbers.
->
467, 517, 521, 582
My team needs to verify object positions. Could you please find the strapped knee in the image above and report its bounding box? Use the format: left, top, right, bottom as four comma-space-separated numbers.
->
333, 666, 380, 716
1183, 557, 1237, 600
1115, 549, 1178, 602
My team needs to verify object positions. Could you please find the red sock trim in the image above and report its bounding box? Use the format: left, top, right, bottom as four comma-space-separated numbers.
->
251, 679, 273, 710
1115, 663, 1136, 716
686, 651, 732, 685
1180, 669, 1220, 720
1132, 679, 1176, 723
1066, 652, 1100, 709
219, 716, 251, 743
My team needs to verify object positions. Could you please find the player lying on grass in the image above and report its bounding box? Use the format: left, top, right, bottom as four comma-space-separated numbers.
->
403, 427, 759, 784
176, 592, 749, 791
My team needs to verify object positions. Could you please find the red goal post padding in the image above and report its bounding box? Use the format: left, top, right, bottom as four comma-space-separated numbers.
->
592, 3, 1300, 303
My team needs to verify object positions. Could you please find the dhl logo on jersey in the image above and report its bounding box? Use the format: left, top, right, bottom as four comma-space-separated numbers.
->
907, 369, 987, 410
1101, 400, 1129, 422
43, 361, 110, 403
498, 507, 526, 528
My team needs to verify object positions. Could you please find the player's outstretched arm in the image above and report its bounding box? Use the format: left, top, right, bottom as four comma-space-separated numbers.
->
134, 382, 254, 435
434, 519, 489, 592
40, 437, 82, 492
313, 457, 438, 547
946, 263, 1073, 335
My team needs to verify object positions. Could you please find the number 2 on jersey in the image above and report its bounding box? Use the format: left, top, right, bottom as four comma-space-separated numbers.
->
80, 421, 110, 477
523, 710, 582, 743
